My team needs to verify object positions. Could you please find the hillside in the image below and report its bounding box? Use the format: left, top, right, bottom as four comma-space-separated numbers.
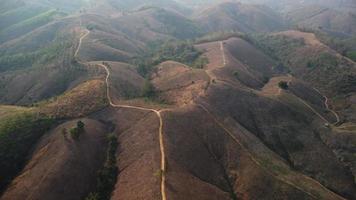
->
194, 2, 287, 33
286, 5, 356, 36
1, 1, 356, 200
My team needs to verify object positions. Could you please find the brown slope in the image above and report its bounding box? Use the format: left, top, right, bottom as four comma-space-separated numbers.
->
189, 38, 356, 199
0, 119, 108, 200
92, 107, 162, 200
152, 61, 210, 106
162, 101, 347, 200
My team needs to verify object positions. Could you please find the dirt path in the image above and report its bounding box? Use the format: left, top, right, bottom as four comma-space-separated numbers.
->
205, 41, 241, 88
200, 42, 344, 199
74, 29, 89, 59
265, 76, 336, 125
220, 41, 227, 66
313, 88, 340, 124
75, 27, 167, 200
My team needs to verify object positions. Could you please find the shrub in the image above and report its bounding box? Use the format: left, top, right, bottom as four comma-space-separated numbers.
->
85, 193, 99, 200
278, 81, 289, 90
77, 120, 85, 131
70, 127, 80, 140
70, 121, 85, 140
233, 71, 239, 78
141, 79, 156, 98
347, 51, 356, 62
192, 56, 209, 69
133, 40, 205, 77
85, 134, 118, 200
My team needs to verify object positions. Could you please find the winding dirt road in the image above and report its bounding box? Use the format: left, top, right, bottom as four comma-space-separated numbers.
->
313, 88, 340, 124
76, 28, 167, 200
199, 40, 345, 200
220, 41, 227, 66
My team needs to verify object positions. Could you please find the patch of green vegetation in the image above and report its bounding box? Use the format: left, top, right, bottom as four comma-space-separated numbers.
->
192, 55, 209, 69
85, 134, 118, 200
233, 71, 239, 79
260, 158, 289, 175
69, 121, 85, 140
311, 30, 356, 62
195, 31, 244, 44
153, 169, 163, 178
278, 81, 289, 90
0, 35, 74, 72
346, 51, 356, 62
0, 9, 64, 43
153, 41, 204, 66
244, 34, 305, 63
86, 24, 97, 31
306, 53, 338, 69
133, 40, 206, 77
0, 5, 48, 29
141, 79, 156, 99
0, 112, 55, 191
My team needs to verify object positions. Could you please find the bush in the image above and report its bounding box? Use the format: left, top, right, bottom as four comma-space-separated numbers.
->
70, 121, 85, 140
133, 40, 205, 77
77, 120, 85, 131
153, 41, 203, 66
347, 51, 356, 62
192, 56, 209, 69
278, 81, 289, 90
141, 79, 156, 98
233, 71, 239, 79
85, 134, 118, 200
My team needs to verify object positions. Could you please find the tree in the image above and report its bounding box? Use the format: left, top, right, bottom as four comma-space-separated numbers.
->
85, 193, 99, 200
85, 134, 118, 200
141, 79, 156, 98
278, 81, 289, 90
77, 121, 85, 131
70, 128, 80, 140
70, 121, 85, 140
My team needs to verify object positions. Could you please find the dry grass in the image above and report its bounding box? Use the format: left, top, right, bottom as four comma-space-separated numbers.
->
0, 105, 32, 120
40, 79, 107, 119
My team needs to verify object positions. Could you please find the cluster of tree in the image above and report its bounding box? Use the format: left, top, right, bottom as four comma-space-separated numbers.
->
278, 81, 289, 90
0, 112, 55, 192
133, 40, 207, 77
243, 34, 305, 62
195, 31, 244, 44
68, 121, 85, 140
153, 41, 203, 66
306, 53, 338, 69
0, 35, 74, 72
141, 79, 156, 99
85, 134, 118, 200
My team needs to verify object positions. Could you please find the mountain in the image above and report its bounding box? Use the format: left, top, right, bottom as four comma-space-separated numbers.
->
0, 1, 356, 200
194, 2, 287, 33
286, 5, 356, 36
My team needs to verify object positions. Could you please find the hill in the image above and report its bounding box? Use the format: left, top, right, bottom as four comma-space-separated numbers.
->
194, 2, 287, 33
1, 1, 356, 200
286, 5, 356, 36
